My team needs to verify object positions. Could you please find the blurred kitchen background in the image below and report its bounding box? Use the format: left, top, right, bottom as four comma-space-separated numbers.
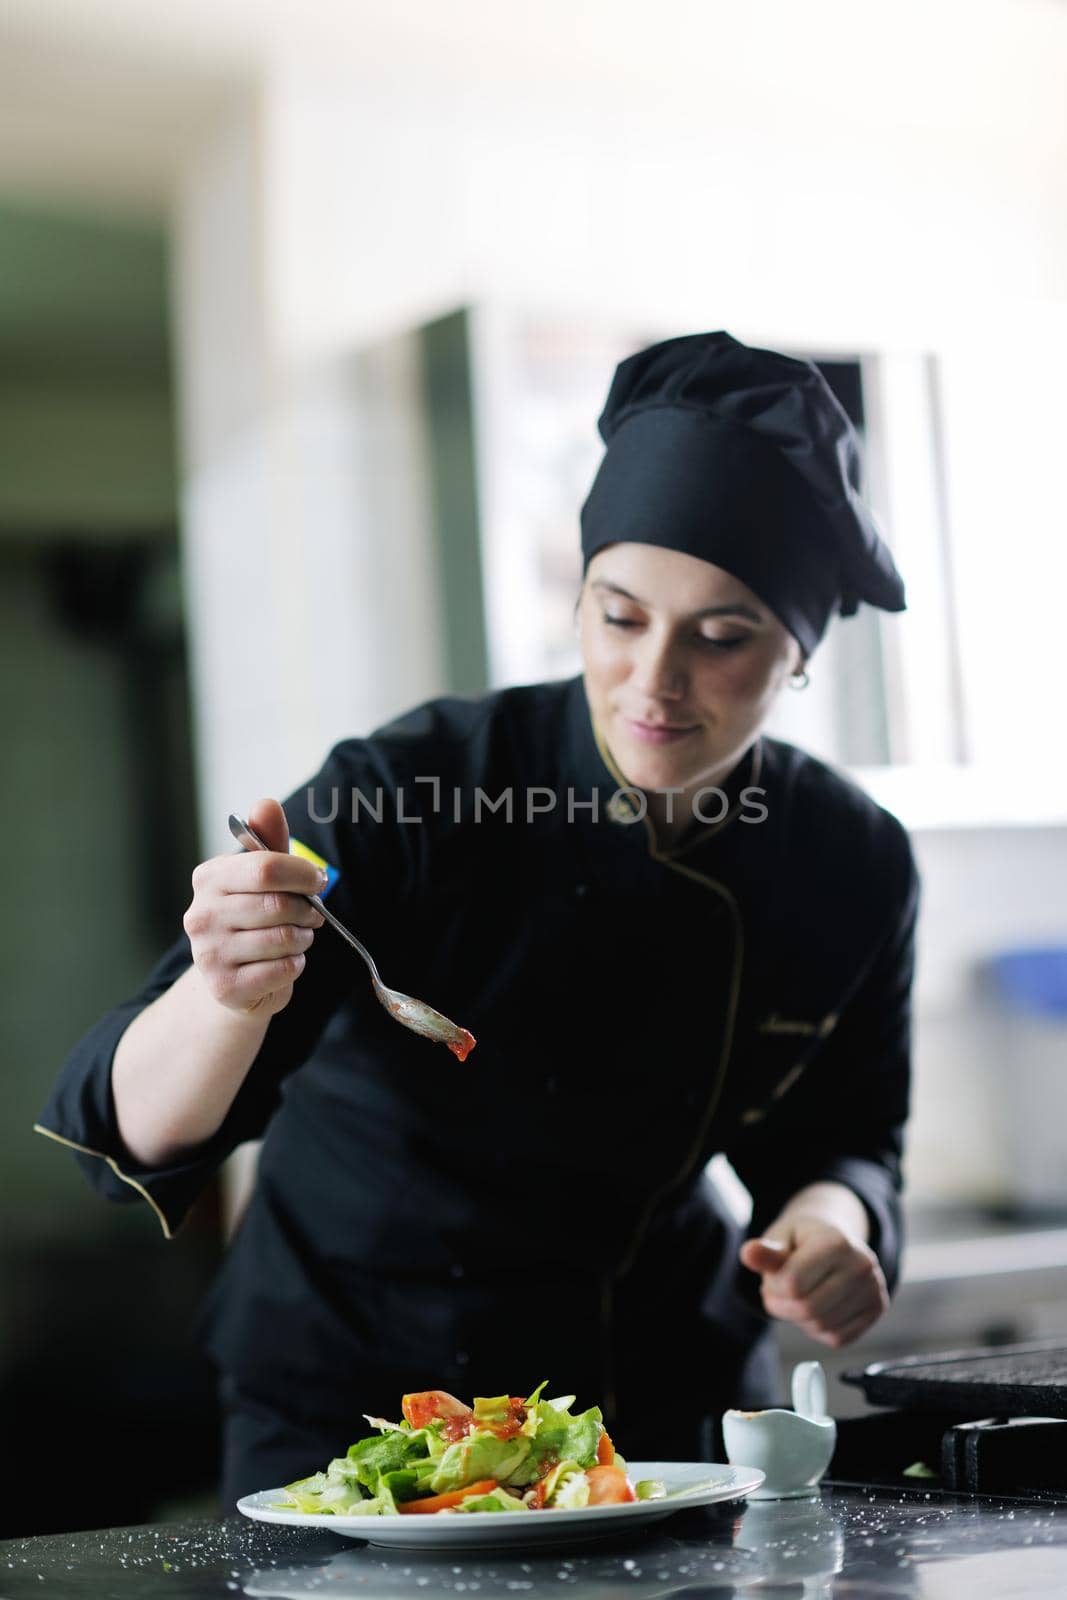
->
2, 0, 1066, 1538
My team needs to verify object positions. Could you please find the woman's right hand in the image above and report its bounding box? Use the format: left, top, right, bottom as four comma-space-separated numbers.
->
183, 797, 327, 1018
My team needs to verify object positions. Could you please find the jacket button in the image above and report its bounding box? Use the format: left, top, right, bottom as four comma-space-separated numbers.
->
455, 1350, 469, 1366
450, 1263, 465, 1280
573, 882, 589, 899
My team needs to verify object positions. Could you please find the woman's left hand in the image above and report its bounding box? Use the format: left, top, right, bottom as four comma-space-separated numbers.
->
739, 1216, 889, 1348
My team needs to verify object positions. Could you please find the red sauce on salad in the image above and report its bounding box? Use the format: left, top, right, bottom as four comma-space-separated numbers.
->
480, 1398, 527, 1440
440, 1412, 475, 1444
435, 1395, 526, 1441
448, 1028, 476, 1062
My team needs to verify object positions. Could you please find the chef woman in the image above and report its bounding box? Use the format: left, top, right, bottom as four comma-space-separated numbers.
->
37, 331, 919, 1507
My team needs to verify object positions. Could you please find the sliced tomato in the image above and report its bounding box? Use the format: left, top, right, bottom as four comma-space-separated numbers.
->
596, 1429, 615, 1466
397, 1478, 498, 1514
401, 1390, 473, 1431
586, 1464, 636, 1505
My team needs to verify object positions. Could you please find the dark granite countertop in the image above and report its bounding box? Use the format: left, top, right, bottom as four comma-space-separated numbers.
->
5, 1483, 1067, 1599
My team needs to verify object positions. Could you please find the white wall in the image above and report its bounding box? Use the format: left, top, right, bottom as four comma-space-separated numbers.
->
171, 95, 447, 856
909, 826, 1067, 1205
262, 4, 1067, 366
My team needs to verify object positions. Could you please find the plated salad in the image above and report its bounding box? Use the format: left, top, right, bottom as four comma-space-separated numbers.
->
278, 1384, 666, 1516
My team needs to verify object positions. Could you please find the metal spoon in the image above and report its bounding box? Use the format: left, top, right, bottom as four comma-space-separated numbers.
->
227, 814, 476, 1061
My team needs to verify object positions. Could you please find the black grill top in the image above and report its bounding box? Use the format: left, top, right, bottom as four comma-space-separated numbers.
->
844, 1340, 1067, 1417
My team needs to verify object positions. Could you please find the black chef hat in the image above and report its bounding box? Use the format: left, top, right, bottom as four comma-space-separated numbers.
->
579, 331, 905, 655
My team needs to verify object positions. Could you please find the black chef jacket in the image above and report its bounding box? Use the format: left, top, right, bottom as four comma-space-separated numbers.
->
37, 674, 919, 1468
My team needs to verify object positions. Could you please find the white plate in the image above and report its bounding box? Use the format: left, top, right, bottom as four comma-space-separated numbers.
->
237, 1460, 765, 1548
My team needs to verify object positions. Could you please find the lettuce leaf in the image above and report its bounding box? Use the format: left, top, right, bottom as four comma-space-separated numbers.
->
280, 1463, 378, 1515
471, 1395, 513, 1426
455, 1487, 529, 1513
344, 1426, 433, 1495
429, 1431, 531, 1493
379, 1468, 423, 1504
528, 1404, 603, 1471
634, 1479, 666, 1500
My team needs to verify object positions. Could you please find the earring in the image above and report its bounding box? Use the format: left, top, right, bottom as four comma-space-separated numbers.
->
789, 668, 810, 690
